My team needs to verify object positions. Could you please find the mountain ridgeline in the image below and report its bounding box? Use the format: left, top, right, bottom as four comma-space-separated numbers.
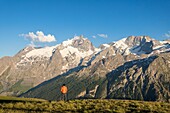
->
0, 35, 170, 102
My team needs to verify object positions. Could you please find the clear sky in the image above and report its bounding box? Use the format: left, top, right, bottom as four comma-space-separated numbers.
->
0, 0, 170, 58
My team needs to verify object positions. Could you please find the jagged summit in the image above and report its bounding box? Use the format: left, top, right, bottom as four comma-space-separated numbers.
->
61, 35, 87, 46
125, 36, 153, 47
73, 35, 87, 40
15, 35, 95, 65
99, 36, 169, 55
68, 35, 95, 51
2, 35, 170, 66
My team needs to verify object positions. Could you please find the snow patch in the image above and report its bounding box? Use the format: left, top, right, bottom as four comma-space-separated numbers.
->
160, 41, 170, 44
102, 56, 106, 58
114, 38, 128, 49
60, 46, 94, 58
103, 44, 110, 48
26, 45, 58, 58
153, 45, 166, 50
16, 45, 58, 66
95, 48, 101, 53
62, 39, 73, 47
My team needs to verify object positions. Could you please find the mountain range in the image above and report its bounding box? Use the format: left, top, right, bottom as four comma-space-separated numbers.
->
0, 35, 169, 102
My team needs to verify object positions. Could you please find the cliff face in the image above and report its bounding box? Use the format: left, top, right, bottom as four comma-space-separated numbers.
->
107, 53, 170, 102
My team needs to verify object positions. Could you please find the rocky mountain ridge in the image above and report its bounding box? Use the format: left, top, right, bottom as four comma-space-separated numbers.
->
0, 35, 170, 102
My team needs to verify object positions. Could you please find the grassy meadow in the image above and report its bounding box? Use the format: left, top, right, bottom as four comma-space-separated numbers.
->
0, 96, 169, 113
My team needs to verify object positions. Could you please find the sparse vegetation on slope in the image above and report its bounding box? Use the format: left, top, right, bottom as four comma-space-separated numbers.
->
0, 96, 46, 103
0, 96, 170, 113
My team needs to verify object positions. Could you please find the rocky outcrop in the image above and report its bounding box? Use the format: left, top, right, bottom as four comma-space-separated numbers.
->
125, 36, 152, 47
139, 41, 153, 54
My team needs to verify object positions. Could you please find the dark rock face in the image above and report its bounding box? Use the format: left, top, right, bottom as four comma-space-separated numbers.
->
140, 41, 154, 54
125, 36, 152, 47
106, 53, 170, 102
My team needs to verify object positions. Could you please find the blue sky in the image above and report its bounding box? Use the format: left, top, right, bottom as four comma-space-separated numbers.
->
0, 0, 170, 58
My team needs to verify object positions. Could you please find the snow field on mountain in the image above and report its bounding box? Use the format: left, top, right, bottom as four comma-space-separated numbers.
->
60, 46, 94, 58
25, 46, 58, 58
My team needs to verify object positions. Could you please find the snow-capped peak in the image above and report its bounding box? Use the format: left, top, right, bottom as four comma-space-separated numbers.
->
114, 38, 128, 49
73, 35, 87, 40
60, 35, 96, 58
61, 35, 87, 47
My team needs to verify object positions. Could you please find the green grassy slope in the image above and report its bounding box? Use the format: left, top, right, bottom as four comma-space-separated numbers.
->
0, 96, 170, 113
0, 96, 46, 103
